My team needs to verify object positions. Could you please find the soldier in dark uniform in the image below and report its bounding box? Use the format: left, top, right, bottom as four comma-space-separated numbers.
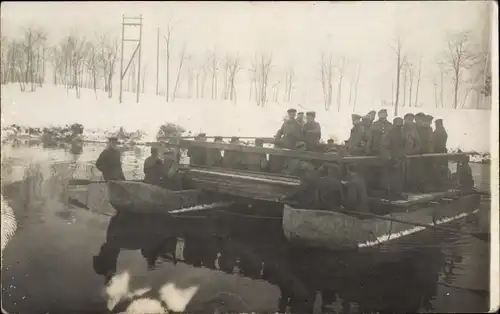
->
143, 147, 165, 186
433, 119, 448, 153
367, 110, 376, 126
275, 108, 303, 149
365, 109, 392, 189
415, 113, 435, 191
302, 111, 322, 151
433, 119, 449, 190
206, 136, 224, 167
296, 112, 305, 128
365, 109, 392, 156
402, 113, 421, 191
381, 117, 406, 199
222, 136, 243, 169
347, 114, 365, 156
187, 133, 207, 166
243, 138, 268, 171
361, 114, 372, 144
96, 137, 126, 181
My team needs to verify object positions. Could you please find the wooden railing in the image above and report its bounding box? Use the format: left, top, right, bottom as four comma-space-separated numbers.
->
167, 139, 470, 165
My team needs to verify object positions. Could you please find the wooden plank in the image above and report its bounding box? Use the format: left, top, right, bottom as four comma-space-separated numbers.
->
371, 190, 461, 208
170, 139, 470, 164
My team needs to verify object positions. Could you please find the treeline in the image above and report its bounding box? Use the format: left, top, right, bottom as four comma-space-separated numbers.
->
1, 28, 119, 99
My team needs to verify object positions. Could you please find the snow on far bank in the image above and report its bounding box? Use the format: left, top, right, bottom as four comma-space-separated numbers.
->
1, 84, 493, 153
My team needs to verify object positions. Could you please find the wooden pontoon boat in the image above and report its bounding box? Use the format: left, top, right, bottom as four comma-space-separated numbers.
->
68, 136, 484, 251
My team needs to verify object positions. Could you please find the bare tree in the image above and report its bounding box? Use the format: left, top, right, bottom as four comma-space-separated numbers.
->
335, 56, 347, 111
85, 40, 100, 95
227, 54, 241, 102
164, 22, 177, 102
407, 62, 415, 107
142, 64, 147, 93
221, 54, 231, 100
284, 63, 294, 103
390, 34, 405, 116
402, 61, 409, 107
172, 44, 187, 101
208, 50, 219, 100
97, 33, 120, 98
414, 57, 422, 107
257, 53, 272, 106
442, 31, 477, 109
320, 52, 334, 110
353, 64, 361, 111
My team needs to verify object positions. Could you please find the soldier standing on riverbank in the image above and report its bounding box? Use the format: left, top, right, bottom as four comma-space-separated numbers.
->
143, 147, 165, 186
95, 137, 125, 181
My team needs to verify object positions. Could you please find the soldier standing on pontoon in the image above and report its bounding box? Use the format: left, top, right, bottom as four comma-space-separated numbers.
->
96, 137, 125, 181
275, 108, 303, 149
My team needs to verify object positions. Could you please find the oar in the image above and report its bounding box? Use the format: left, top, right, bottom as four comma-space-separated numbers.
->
68, 178, 144, 185
285, 202, 489, 242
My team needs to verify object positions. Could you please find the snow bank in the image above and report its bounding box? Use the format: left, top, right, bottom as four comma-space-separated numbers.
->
1, 84, 492, 154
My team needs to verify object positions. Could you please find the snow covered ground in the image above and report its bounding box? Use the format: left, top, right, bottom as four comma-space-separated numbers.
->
1, 84, 493, 161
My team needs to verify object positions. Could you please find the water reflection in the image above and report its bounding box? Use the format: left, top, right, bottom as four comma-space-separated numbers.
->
1, 145, 491, 313
92, 209, 466, 313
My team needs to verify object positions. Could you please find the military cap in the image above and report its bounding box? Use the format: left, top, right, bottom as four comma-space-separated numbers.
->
297, 112, 304, 115
393, 117, 404, 126
362, 114, 371, 120
404, 113, 414, 119
426, 115, 434, 121
368, 110, 376, 115
306, 111, 316, 117
378, 109, 387, 115
287, 108, 297, 113
327, 139, 334, 143
351, 114, 362, 120
415, 112, 426, 118
435, 118, 443, 123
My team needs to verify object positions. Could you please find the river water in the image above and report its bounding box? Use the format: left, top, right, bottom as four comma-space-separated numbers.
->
1, 144, 491, 313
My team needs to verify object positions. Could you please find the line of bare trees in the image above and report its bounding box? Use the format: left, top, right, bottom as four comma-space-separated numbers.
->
391, 29, 491, 111
1, 28, 121, 99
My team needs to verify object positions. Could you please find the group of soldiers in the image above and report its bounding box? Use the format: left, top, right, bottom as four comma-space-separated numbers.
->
95, 106, 472, 212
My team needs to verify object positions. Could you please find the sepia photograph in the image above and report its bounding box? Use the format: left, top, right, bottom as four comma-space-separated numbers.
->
1, 1, 498, 313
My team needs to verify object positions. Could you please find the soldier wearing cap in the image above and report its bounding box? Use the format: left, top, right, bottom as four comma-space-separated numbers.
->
365, 109, 392, 156
433, 118, 447, 153
206, 136, 224, 167
296, 112, 305, 127
275, 108, 303, 149
361, 114, 372, 143
188, 133, 208, 166
380, 117, 407, 199
143, 146, 166, 186
415, 113, 433, 153
96, 137, 126, 181
347, 114, 365, 156
222, 136, 244, 169
402, 113, 421, 155
243, 138, 268, 171
303, 111, 322, 151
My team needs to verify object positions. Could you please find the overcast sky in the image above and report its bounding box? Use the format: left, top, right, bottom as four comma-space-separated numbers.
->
1, 1, 491, 107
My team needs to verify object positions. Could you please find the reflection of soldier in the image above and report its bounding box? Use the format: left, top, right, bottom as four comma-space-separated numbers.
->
92, 213, 176, 283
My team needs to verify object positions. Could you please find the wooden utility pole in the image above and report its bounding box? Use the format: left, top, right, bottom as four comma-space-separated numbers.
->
119, 15, 143, 104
